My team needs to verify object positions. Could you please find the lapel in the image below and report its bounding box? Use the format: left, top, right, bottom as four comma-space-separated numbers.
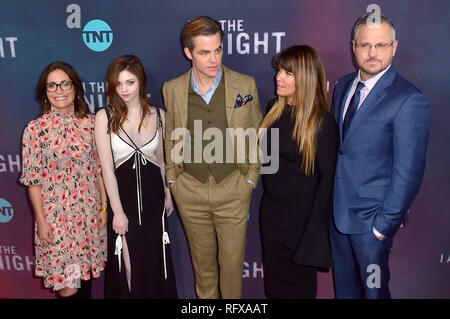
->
174, 69, 191, 129
223, 66, 239, 127
337, 73, 357, 143
343, 66, 397, 143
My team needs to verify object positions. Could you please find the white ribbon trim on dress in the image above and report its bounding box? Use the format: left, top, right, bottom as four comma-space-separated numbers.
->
115, 235, 123, 273
162, 203, 170, 279
132, 150, 147, 226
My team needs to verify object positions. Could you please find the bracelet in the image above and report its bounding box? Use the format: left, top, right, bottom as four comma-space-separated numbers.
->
98, 207, 107, 213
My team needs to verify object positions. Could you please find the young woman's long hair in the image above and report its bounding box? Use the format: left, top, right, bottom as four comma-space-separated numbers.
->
36, 61, 90, 118
106, 55, 152, 134
260, 45, 329, 175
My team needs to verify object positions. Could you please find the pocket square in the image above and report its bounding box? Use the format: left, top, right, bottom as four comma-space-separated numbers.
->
234, 94, 253, 109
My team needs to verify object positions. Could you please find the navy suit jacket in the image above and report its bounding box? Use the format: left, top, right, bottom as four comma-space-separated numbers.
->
332, 65, 430, 237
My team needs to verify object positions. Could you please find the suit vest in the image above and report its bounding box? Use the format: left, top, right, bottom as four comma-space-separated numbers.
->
184, 76, 237, 183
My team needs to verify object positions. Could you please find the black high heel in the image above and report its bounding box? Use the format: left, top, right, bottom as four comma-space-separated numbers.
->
79, 279, 92, 299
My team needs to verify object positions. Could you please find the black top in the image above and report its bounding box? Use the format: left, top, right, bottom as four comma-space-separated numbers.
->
260, 97, 339, 268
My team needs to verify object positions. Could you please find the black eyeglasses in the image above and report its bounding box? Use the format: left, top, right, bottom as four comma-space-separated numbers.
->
45, 81, 73, 92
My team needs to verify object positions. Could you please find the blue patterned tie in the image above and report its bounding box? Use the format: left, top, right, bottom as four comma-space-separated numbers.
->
343, 81, 365, 140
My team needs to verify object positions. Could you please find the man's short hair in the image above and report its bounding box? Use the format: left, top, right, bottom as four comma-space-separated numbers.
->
353, 13, 396, 42
181, 16, 224, 51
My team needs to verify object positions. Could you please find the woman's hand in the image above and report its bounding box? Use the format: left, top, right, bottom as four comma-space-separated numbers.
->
97, 211, 107, 229
37, 220, 55, 248
112, 212, 128, 235
165, 196, 174, 217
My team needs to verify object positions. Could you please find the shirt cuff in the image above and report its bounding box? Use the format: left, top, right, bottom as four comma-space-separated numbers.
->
168, 180, 175, 184
372, 227, 385, 238
246, 179, 256, 189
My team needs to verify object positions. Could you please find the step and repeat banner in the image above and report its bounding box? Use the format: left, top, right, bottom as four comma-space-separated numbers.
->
0, 0, 449, 299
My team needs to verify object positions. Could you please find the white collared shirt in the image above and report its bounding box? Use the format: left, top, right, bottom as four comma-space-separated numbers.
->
190, 67, 223, 105
342, 64, 391, 120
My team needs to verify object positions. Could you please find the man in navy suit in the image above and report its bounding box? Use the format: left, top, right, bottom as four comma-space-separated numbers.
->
330, 14, 430, 299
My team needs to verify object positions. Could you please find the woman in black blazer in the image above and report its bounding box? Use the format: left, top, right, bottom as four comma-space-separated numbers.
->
259, 45, 339, 298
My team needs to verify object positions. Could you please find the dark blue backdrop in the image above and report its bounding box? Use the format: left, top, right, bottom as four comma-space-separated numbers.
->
0, 0, 449, 298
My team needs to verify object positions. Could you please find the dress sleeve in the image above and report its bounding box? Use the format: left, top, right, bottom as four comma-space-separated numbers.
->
19, 121, 43, 186
290, 113, 339, 268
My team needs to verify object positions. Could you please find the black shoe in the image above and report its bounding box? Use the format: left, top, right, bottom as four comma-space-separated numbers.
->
59, 289, 82, 299
79, 279, 92, 299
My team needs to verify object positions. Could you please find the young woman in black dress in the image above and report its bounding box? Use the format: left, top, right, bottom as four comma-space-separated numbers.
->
95, 55, 177, 298
259, 45, 339, 298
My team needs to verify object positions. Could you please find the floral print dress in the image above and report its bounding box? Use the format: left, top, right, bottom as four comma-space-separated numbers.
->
20, 108, 107, 291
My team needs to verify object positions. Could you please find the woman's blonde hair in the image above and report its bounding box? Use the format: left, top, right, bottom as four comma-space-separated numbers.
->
260, 45, 328, 175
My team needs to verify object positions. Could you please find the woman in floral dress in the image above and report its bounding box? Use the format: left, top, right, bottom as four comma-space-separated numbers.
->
20, 61, 107, 298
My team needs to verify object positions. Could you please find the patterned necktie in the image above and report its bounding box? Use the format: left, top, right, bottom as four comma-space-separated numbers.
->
343, 81, 365, 140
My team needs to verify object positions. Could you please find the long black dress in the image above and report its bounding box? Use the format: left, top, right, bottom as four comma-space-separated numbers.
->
104, 108, 177, 298
260, 98, 338, 298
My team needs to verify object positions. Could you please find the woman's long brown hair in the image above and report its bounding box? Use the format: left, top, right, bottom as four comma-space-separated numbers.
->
36, 61, 90, 118
106, 55, 153, 134
260, 45, 329, 175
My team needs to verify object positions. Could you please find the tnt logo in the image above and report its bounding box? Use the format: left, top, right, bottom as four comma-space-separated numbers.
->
66, 4, 113, 52
82, 19, 113, 52
0, 198, 14, 223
